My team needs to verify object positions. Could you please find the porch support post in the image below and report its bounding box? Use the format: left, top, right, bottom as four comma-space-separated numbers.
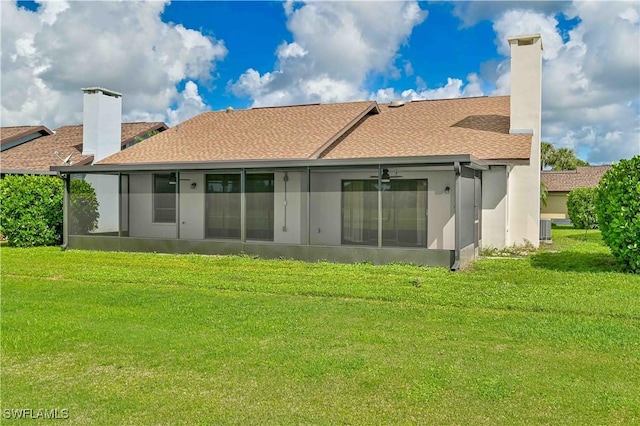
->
377, 164, 383, 248
306, 166, 311, 246
175, 171, 180, 239
452, 161, 461, 271
240, 168, 246, 242
61, 173, 70, 249
118, 173, 122, 238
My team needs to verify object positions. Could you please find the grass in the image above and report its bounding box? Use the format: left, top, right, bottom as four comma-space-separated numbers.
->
1, 228, 639, 424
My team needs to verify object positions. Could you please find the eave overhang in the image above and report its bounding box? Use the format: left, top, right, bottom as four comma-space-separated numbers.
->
51, 154, 492, 174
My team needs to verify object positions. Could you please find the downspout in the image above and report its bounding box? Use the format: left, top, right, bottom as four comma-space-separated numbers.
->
451, 162, 461, 271
56, 172, 70, 250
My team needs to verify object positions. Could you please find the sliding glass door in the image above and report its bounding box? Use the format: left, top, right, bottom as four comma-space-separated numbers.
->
341, 180, 378, 245
246, 173, 274, 241
206, 174, 240, 239
342, 179, 427, 247
382, 179, 427, 247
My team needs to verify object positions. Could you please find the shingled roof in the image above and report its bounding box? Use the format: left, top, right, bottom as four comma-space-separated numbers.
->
97, 96, 531, 166
1, 122, 167, 173
99, 102, 378, 164
541, 165, 612, 192
1, 125, 53, 150
322, 96, 531, 161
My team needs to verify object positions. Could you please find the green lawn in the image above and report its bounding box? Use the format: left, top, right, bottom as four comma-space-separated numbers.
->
1, 228, 639, 424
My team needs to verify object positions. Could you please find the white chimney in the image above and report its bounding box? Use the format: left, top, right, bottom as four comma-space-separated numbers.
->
506, 34, 543, 248
508, 34, 543, 140
82, 87, 122, 163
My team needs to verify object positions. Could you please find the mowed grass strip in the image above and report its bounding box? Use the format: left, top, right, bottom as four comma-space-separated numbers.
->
1, 228, 639, 425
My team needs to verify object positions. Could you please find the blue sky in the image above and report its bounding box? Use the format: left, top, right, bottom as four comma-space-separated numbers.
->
2, 1, 639, 164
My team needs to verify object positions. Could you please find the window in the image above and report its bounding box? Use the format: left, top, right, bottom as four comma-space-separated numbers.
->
206, 174, 241, 239
153, 173, 176, 223
246, 173, 274, 241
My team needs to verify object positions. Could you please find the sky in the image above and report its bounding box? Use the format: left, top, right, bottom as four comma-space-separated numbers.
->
1, 1, 639, 165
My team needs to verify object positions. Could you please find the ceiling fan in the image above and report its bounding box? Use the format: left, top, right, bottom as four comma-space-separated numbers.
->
369, 168, 403, 182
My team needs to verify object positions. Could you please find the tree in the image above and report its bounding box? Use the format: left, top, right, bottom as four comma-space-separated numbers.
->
70, 179, 100, 235
540, 181, 548, 207
541, 142, 590, 171
567, 187, 598, 230
595, 156, 640, 273
132, 130, 160, 146
541, 142, 555, 170
549, 147, 587, 170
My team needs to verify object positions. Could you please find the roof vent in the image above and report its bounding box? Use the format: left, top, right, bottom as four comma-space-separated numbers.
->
389, 99, 405, 108
226, 106, 234, 113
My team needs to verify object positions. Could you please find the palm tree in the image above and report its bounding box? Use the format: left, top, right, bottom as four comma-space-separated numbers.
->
541, 142, 555, 170
540, 181, 548, 207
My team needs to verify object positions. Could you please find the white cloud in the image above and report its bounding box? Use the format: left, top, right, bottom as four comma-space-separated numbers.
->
232, 1, 427, 106
371, 73, 484, 103
488, 2, 640, 164
0, 0, 227, 129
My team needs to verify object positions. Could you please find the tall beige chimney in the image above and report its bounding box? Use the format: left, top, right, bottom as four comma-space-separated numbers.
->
81, 87, 122, 163
507, 34, 543, 247
508, 34, 542, 140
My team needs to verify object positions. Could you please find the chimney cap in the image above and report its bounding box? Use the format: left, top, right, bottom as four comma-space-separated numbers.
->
81, 87, 122, 98
508, 34, 543, 50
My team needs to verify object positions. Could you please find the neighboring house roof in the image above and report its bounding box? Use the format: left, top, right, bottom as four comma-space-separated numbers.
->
541, 165, 612, 192
97, 96, 531, 166
1, 125, 53, 151
0, 122, 167, 174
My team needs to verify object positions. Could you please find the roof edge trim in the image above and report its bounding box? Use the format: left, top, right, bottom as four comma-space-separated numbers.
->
52, 154, 482, 174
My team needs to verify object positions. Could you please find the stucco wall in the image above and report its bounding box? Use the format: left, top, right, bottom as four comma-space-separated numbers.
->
541, 192, 568, 219
126, 169, 455, 249
129, 174, 176, 239
85, 174, 119, 233
481, 166, 508, 248
179, 173, 205, 239
274, 171, 307, 244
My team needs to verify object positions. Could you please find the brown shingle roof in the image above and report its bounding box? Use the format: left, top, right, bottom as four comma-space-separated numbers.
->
541, 165, 612, 192
1, 125, 53, 146
322, 96, 531, 160
98, 97, 530, 166
98, 102, 377, 164
0, 122, 167, 173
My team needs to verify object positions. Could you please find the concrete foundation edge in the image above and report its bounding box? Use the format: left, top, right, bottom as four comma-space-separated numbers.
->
67, 236, 455, 268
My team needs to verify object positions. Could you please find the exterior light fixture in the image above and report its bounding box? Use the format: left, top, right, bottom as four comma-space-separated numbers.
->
191, 182, 197, 189
445, 186, 450, 194
381, 168, 391, 183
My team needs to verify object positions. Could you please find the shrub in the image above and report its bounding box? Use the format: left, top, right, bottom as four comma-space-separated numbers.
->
70, 178, 100, 234
567, 187, 598, 229
595, 156, 640, 273
0, 175, 63, 246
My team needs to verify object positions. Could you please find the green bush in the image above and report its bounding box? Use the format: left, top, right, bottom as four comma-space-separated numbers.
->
70, 178, 100, 235
0, 175, 63, 246
567, 187, 598, 229
595, 156, 640, 273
